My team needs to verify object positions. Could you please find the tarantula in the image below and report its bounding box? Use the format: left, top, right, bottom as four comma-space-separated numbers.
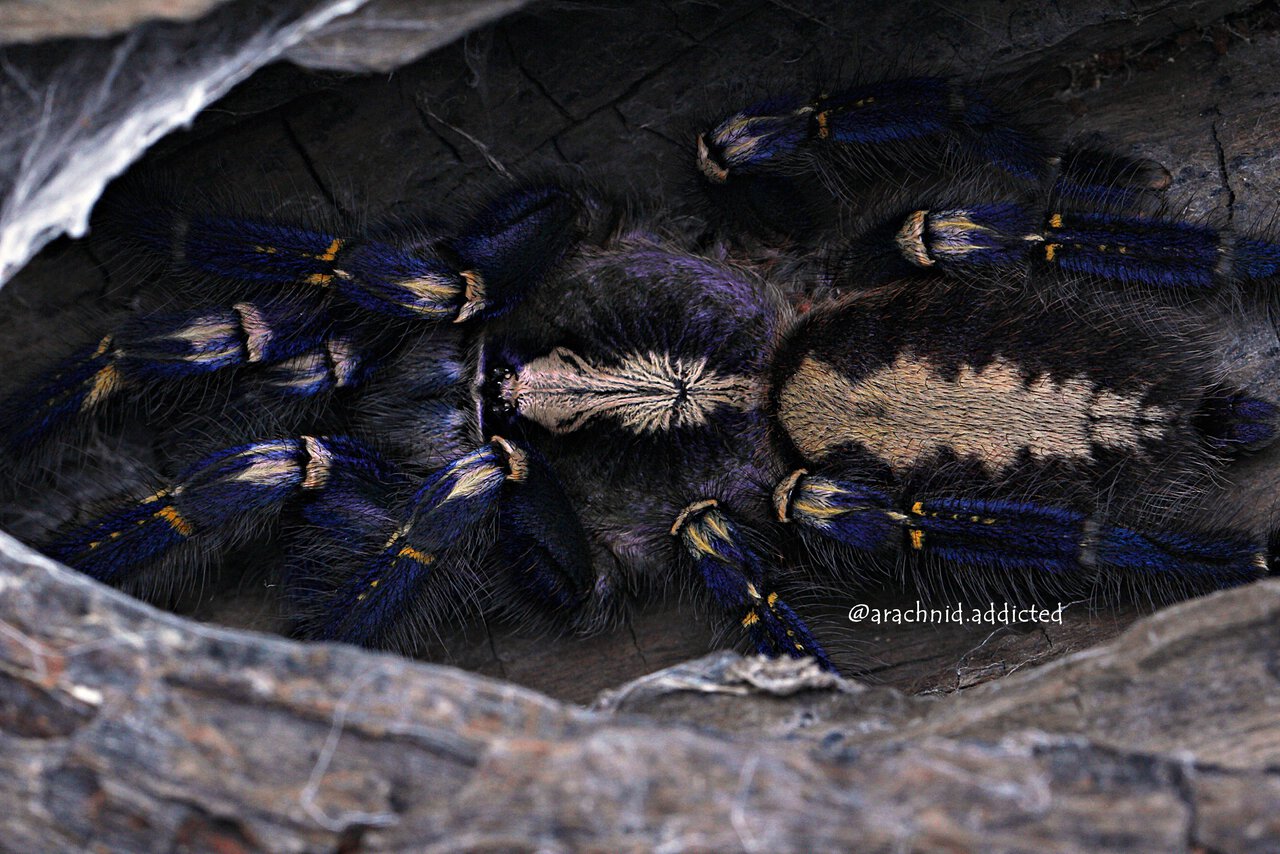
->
3, 76, 1277, 673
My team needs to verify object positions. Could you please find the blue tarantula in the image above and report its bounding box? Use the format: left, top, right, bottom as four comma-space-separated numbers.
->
3, 77, 1277, 673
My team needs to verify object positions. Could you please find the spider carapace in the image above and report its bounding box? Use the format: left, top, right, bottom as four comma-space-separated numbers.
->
4, 77, 1278, 672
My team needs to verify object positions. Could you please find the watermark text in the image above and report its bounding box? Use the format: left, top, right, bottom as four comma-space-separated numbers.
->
847, 601, 1066, 625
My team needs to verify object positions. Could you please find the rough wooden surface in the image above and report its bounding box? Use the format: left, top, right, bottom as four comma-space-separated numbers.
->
0, 0, 234, 43
2, 532, 1278, 852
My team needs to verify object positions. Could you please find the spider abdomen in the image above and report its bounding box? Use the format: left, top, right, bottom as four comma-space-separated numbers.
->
769, 278, 1224, 495
777, 351, 1174, 473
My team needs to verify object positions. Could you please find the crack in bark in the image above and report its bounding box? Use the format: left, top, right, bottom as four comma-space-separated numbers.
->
626, 620, 650, 669
499, 26, 573, 122
395, 73, 465, 172
620, 103, 686, 153
555, 51, 693, 150
409, 97, 465, 165
280, 115, 349, 221
658, 0, 759, 47
662, 4, 701, 45
548, 136, 575, 169
1210, 111, 1236, 223
416, 100, 513, 179
1169, 761, 1203, 852
763, 0, 839, 34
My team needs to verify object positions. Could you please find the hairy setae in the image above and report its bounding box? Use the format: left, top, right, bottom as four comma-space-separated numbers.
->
4, 76, 1278, 673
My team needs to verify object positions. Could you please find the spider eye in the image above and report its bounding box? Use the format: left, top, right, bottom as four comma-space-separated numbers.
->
485, 398, 516, 421
482, 363, 518, 422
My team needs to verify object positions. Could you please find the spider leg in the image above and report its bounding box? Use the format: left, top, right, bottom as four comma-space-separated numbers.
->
1051, 143, 1171, 212
127, 185, 585, 322
669, 498, 835, 672
1039, 210, 1280, 287
695, 77, 1052, 244
696, 78, 1181, 278
0, 293, 382, 455
495, 444, 595, 616
2, 185, 583, 455
247, 327, 383, 401
774, 469, 1266, 586
698, 77, 1045, 186
293, 440, 512, 645
887, 201, 1280, 290
290, 436, 594, 648
47, 434, 385, 586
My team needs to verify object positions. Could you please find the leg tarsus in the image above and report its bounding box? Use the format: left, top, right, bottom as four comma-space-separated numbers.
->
448, 186, 587, 322
1053, 143, 1171, 211
671, 498, 836, 672
696, 77, 1048, 245
49, 435, 367, 585
114, 187, 590, 324
1195, 390, 1279, 453
497, 444, 594, 614
300, 437, 532, 646
777, 470, 1265, 584
0, 294, 383, 456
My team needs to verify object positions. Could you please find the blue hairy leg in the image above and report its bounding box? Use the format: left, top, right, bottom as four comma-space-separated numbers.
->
891, 202, 1280, 289
1040, 210, 1280, 286
125, 186, 585, 322
0, 294, 375, 454
832, 146, 1172, 285
692, 78, 1043, 245
300, 438, 529, 645
497, 446, 594, 617
48, 435, 386, 585
775, 471, 1266, 585
4, 178, 590, 516
697, 77, 1046, 184
287, 436, 595, 646
1050, 145, 1172, 211
695, 78, 1175, 260
671, 499, 834, 672
693, 76, 1089, 247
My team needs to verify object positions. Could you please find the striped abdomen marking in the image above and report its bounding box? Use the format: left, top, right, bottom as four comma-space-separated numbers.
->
778, 354, 1170, 473
505, 346, 758, 435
